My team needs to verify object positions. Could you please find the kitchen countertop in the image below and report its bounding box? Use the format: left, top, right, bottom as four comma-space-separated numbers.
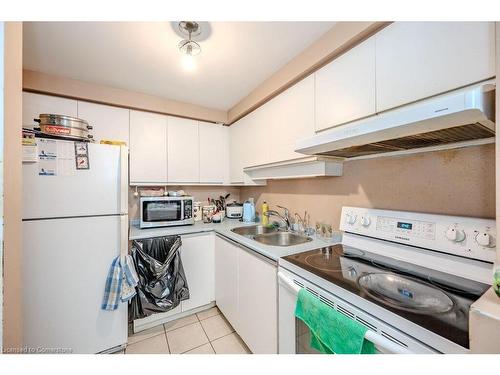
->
129, 220, 341, 262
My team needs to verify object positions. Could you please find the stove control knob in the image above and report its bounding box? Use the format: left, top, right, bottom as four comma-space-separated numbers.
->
360, 216, 371, 227
345, 213, 357, 225
445, 226, 466, 243
475, 232, 495, 248
347, 266, 357, 279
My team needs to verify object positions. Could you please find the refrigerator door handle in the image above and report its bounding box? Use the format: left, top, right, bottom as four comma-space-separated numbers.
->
119, 146, 129, 215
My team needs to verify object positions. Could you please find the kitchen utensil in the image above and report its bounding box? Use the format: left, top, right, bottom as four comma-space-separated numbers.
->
34, 113, 94, 141
139, 188, 164, 197
168, 191, 181, 197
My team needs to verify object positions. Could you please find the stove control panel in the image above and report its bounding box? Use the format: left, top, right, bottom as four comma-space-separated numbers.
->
340, 207, 496, 263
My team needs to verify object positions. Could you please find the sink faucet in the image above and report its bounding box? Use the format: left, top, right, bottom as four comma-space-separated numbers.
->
264, 205, 292, 231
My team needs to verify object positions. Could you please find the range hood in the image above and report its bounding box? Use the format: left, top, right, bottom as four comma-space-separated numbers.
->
296, 83, 495, 159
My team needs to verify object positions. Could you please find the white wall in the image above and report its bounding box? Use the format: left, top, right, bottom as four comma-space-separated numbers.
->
0, 21, 5, 351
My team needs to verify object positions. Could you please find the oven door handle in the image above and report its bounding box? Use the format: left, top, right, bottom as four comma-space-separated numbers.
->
277, 271, 411, 354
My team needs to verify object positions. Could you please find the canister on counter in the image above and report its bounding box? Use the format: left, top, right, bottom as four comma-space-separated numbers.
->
193, 201, 203, 222
202, 205, 216, 223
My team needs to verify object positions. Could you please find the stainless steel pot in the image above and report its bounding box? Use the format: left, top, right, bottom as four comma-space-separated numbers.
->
35, 113, 94, 141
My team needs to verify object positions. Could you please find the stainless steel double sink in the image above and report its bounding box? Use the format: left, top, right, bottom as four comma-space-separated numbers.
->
231, 225, 312, 247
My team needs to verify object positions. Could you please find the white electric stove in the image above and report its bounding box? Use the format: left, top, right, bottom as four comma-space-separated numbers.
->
278, 207, 495, 354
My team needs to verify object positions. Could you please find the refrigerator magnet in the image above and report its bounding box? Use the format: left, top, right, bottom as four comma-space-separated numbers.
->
76, 155, 90, 170
74, 142, 90, 170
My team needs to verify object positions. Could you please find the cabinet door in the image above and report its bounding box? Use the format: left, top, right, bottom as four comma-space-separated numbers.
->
229, 118, 247, 184
315, 37, 376, 131
376, 22, 495, 112
77, 101, 129, 145
244, 108, 269, 167
23, 92, 78, 129
199, 122, 227, 184
265, 75, 315, 162
181, 233, 215, 311
167, 117, 199, 183
129, 110, 168, 184
214, 236, 239, 329
237, 248, 277, 354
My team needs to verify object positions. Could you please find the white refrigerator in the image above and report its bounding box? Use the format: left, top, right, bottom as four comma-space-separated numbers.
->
22, 140, 129, 354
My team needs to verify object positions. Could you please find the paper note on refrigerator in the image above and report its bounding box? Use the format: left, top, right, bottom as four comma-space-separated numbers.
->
38, 139, 57, 176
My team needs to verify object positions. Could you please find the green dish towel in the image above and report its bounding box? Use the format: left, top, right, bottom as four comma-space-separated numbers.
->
295, 288, 376, 354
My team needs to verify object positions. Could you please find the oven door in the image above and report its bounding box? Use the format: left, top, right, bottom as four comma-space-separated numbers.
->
141, 198, 183, 226
278, 269, 436, 354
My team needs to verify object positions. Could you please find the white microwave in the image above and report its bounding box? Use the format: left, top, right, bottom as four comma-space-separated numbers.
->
140, 196, 194, 228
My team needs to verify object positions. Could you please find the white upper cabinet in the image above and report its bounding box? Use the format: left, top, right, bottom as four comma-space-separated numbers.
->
23, 92, 78, 129
199, 122, 228, 184
315, 37, 376, 131
263, 75, 315, 162
129, 110, 168, 184
77, 101, 129, 145
376, 22, 496, 112
243, 108, 268, 167
229, 117, 248, 184
167, 117, 199, 183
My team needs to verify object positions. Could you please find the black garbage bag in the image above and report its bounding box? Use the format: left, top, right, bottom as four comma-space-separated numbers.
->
129, 235, 189, 320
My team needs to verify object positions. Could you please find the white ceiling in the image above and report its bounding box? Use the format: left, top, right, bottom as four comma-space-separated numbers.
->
23, 22, 335, 110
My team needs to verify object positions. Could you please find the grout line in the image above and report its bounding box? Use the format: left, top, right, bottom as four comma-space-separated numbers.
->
198, 316, 216, 354
162, 324, 171, 354
180, 341, 213, 354
196, 306, 221, 321
209, 329, 236, 344
165, 319, 200, 334
127, 329, 165, 346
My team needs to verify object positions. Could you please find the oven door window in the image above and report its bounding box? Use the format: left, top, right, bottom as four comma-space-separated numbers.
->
143, 201, 182, 222
296, 318, 385, 354
296, 319, 322, 354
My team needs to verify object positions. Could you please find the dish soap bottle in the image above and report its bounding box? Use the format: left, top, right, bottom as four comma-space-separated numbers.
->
262, 201, 269, 226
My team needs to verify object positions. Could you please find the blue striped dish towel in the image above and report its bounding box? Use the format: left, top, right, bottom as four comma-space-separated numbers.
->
102, 255, 139, 311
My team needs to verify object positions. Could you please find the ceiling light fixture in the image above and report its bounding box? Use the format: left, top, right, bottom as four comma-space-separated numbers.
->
178, 21, 201, 72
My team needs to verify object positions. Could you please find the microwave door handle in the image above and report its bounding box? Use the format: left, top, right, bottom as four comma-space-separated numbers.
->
277, 272, 411, 354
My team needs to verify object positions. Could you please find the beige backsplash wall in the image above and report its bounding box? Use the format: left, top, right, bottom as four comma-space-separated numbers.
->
240, 145, 495, 228
128, 185, 241, 222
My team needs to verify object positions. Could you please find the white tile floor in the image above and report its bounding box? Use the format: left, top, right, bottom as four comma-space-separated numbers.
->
126, 306, 252, 354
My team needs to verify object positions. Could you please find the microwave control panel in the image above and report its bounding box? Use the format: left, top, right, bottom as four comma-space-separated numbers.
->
183, 199, 193, 219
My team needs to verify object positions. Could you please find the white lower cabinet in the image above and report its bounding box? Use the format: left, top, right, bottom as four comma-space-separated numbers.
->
180, 233, 215, 311
237, 244, 278, 354
215, 235, 278, 354
214, 235, 239, 327
133, 232, 215, 332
